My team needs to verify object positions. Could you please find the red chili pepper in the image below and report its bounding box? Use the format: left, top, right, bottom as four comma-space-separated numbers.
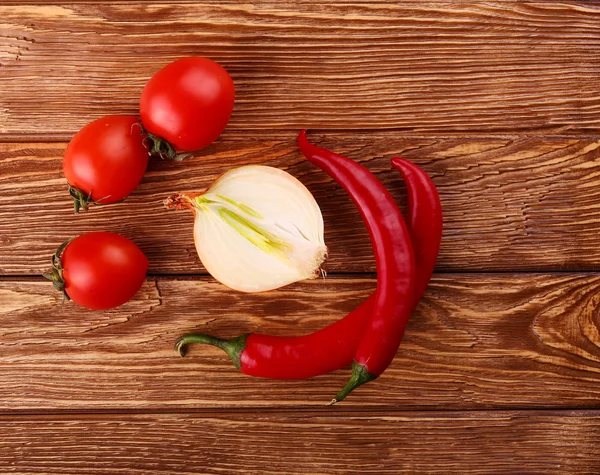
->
297, 131, 414, 403
176, 134, 442, 400
391, 156, 443, 306
181, 298, 375, 379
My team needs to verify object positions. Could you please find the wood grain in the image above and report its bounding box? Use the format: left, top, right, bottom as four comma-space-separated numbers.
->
0, 2, 599, 139
1, 1, 598, 473
1, 274, 599, 411
3, 0, 585, 4
1, 410, 599, 474
2, 137, 600, 275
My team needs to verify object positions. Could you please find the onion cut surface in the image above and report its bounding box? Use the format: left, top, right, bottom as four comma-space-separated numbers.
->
166, 165, 327, 293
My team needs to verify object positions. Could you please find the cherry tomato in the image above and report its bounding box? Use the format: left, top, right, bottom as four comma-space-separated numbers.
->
140, 57, 235, 152
63, 115, 149, 212
59, 232, 149, 310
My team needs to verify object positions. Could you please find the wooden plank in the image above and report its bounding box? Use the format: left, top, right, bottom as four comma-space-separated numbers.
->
2, 137, 600, 275
0, 410, 598, 474
1, 274, 599, 411
0, 3, 598, 139
2, 0, 586, 4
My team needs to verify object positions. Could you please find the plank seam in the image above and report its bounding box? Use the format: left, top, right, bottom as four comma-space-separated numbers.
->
2, 133, 600, 144
0, 406, 599, 418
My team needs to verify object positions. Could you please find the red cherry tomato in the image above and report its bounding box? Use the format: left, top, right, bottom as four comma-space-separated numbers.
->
140, 57, 235, 152
59, 232, 149, 310
63, 115, 149, 211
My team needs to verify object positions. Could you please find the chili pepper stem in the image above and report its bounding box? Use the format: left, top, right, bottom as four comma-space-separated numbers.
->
327, 361, 377, 405
175, 333, 248, 370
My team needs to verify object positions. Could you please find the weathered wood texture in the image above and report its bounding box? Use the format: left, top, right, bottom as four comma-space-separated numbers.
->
1, 138, 599, 275
1, 410, 599, 474
1, 274, 599, 411
2, 2, 600, 473
3, 0, 585, 4
0, 2, 599, 140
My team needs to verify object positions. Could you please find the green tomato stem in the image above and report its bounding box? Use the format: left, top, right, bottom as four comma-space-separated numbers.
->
42, 237, 74, 301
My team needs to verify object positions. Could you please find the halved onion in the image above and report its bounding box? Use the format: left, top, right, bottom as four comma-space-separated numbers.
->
165, 165, 327, 292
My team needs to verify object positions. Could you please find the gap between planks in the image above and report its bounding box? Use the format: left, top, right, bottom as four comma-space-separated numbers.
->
0, 406, 599, 418
1, 132, 600, 144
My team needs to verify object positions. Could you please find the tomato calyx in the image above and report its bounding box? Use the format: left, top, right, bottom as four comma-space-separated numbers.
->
68, 185, 94, 214
145, 131, 194, 161
42, 238, 74, 301
68, 185, 127, 213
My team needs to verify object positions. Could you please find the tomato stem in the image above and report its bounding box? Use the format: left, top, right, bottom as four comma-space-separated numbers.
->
145, 131, 194, 161
42, 238, 74, 301
68, 185, 125, 213
68, 185, 93, 213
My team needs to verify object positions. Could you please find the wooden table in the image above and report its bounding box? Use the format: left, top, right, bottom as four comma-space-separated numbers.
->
1, 1, 599, 473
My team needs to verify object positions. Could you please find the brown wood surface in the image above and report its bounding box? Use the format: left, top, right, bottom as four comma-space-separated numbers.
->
1, 410, 599, 474
3, 0, 585, 3
2, 1, 600, 473
1, 274, 599, 411
0, 2, 599, 140
3, 137, 600, 275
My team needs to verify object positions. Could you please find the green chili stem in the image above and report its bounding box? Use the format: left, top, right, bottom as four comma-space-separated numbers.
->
175, 333, 248, 370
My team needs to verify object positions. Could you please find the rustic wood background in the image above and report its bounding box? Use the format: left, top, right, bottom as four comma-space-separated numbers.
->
1, 1, 599, 473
